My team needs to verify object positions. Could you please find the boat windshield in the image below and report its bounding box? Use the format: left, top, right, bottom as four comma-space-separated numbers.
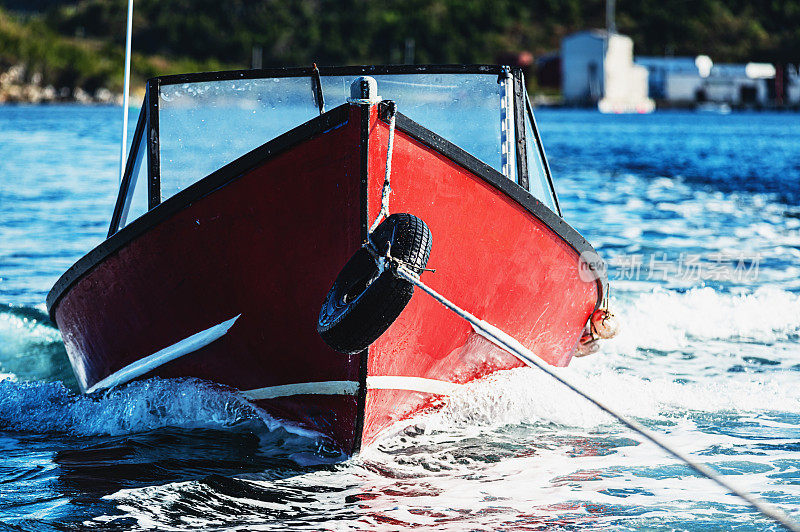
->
112, 68, 558, 235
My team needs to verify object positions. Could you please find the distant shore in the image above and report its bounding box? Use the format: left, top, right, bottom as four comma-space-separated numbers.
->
0, 73, 122, 105
0, 85, 123, 105
0, 66, 122, 104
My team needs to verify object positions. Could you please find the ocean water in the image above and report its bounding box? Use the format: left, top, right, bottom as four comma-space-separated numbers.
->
1, 105, 799, 530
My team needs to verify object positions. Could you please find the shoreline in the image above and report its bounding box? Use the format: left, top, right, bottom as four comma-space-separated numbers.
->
0, 65, 125, 105
0, 85, 124, 105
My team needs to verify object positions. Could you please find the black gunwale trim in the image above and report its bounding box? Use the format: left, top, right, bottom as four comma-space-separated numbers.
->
153, 64, 508, 86
377, 102, 608, 307
352, 103, 371, 455
108, 103, 147, 237
46, 104, 351, 322
146, 79, 161, 209
511, 68, 529, 192
525, 91, 561, 216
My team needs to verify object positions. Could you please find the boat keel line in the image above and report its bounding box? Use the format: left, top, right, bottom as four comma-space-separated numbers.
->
86, 314, 241, 394
242, 376, 462, 400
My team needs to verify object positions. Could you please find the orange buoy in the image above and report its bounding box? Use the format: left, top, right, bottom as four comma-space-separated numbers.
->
590, 309, 619, 339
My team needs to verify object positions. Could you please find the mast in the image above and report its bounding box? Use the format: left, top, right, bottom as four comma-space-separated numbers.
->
118, 0, 134, 184
606, 0, 616, 34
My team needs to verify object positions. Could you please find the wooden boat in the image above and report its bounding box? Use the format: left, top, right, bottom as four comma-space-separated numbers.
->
47, 65, 607, 455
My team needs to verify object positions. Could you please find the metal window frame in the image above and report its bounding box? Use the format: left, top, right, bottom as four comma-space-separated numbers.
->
146, 79, 161, 209
107, 101, 147, 237
511, 68, 530, 191
153, 64, 509, 87
109, 77, 163, 231
498, 66, 515, 183
523, 84, 561, 216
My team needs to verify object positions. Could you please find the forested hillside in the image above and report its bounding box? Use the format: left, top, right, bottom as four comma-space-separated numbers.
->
1, 0, 798, 99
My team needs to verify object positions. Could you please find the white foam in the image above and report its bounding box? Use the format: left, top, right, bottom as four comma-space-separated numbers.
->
0, 378, 266, 436
610, 287, 800, 350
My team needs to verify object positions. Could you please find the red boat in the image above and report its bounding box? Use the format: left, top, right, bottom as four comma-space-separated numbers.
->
47, 66, 607, 456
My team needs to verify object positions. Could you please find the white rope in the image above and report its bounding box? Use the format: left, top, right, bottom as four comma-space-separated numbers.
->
118, 0, 134, 184
392, 263, 800, 532
368, 101, 397, 234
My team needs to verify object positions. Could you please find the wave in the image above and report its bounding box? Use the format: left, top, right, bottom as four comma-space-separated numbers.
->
541, 111, 800, 203
0, 303, 75, 386
0, 377, 269, 436
612, 286, 800, 350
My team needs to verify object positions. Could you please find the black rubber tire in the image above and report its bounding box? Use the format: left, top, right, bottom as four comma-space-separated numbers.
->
318, 213, 432, 355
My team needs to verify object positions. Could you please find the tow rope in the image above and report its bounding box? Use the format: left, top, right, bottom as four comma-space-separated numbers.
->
391, 263, 799, 532
364, 98, 798, 529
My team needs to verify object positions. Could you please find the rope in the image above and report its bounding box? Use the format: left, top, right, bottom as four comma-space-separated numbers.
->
391, 263, 800, 532
311, 63, 324, 114
368, 101, 398, 234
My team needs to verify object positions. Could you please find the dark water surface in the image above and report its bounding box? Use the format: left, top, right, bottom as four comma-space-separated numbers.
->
1, 106, 799, 530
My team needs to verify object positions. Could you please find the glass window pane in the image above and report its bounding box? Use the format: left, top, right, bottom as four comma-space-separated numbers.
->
322, 73, 504, 172
120, 132, 147, 228
157, 73, 511, 200
524, 107, 557, 211
158, 78, 319, 199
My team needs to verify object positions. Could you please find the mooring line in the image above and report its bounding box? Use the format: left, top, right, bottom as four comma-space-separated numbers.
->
393, 264, 800, 532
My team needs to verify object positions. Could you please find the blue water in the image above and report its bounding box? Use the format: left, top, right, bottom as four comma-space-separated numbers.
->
1, 105, 799, 530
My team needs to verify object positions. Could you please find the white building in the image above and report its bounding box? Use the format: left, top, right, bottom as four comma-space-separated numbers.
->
636, 56, 777, 106
561, 30, 654, 113
635, 56, 705, 103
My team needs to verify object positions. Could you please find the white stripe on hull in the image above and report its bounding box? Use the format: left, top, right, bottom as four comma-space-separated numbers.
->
86, 312, 463, 399
241, 376, 462, 400
86, 314, 241, 394
366, 375, 463, 395
243, 381, 359, 400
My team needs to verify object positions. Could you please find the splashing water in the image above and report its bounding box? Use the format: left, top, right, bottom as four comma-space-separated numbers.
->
1, 107, 799, 530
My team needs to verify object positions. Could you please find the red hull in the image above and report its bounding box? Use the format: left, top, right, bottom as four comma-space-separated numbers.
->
49, 102, 601, 455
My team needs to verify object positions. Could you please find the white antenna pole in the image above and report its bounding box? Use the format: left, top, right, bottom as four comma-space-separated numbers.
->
118, 0, 134, 184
